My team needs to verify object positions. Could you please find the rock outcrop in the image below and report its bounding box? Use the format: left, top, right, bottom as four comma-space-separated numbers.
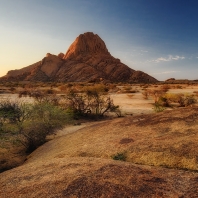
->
0, 32, 158, 83
63, 32, 110, 59
1, 107, 198, 197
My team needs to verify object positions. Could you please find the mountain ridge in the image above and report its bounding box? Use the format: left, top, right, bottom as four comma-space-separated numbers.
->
0, 32, 158, 83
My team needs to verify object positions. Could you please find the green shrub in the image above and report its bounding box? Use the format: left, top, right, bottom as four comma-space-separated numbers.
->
0, 100, 30, 125
0, 99, 72, 153
153, 102, 166, 113
111, 152, 127, 161
20, 102, 72, 152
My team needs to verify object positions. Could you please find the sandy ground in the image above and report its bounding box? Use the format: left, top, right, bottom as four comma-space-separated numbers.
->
111, 93, 154, 115
1, 85, 198, 115
51, 85, 198, 137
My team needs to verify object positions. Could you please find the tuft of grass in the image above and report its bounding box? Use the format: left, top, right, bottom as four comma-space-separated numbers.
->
153, 103, 166, 112
111, 152, 127, 161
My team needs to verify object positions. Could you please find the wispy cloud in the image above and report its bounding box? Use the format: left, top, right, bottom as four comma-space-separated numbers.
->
152, 70, 180, 75
151, 55, 185, 63
141, 50, 148, 53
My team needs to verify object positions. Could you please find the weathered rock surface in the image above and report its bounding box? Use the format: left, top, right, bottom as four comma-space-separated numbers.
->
1, 107, 198, 197
63, 32, 110, 59
0, 32, 158, 83
58, 52, 64, 59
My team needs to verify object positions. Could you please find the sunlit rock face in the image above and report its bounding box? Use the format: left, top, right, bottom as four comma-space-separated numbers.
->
63, 32, 110, 59
0, 32, 158, 83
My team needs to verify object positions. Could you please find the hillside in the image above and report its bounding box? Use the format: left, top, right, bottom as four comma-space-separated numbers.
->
0, 32, 157, 83
1, 107, 198, 197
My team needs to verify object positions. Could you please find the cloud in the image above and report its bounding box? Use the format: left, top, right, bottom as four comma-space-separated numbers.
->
141, 50, 148, 53
152, 55, 185, 63
152, 70, 180, 75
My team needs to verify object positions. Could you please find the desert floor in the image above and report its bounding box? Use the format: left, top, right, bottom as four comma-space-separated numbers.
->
1, 83, 198, 197
1, 84, 198, 115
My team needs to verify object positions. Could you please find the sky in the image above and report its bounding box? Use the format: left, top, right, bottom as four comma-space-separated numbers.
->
1, 0, 198, 81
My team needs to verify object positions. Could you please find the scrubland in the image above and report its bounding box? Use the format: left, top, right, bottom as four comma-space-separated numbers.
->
1, 82, 198, 197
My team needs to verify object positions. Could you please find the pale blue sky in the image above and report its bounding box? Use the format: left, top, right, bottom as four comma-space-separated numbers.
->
1, 0, 198, 80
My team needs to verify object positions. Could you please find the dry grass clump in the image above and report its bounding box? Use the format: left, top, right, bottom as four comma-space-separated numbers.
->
141, 84, 197, 112
118, 85, 139, 93
161, 84, 170, 92
82, 84, 109, 93
160, 93, 197, 108
193, 91, 198, 98
142, 89, 167, 103
142, 89, 149, 99
176, 85, 183, 89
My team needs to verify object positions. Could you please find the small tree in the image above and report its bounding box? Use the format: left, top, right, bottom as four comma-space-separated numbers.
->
66, 89, 120, 118
0, 100, 31, 126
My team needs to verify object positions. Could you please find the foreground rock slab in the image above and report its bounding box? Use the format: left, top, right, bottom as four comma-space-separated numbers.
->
1, 157, 198, 198
1, 107, 198, 197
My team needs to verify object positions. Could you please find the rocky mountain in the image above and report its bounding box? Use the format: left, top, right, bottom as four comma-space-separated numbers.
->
0, 32, 157, 83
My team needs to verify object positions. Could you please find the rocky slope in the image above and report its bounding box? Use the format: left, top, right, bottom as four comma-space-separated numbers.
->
0, 32, 157, 83
1, 107, 198, 197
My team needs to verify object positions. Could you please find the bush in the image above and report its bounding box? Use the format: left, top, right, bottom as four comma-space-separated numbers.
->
65, 89, 119, 118
153, 102, 166, 112
158, 96, 170, 107
83, 84, 109, 93
164, 93, 197, 107
176, 85, 182, 89
142, 90, 149, 99
161, 84, 170, 92
111, 152, 127, 161
0, 99, 72, 153
149, 89, 166, 103
20, 102, 71, 152
0, 100, 30, 125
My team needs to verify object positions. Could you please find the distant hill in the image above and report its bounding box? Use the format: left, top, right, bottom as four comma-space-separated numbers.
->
0, 32, 158, 83
165, 78, 198, 84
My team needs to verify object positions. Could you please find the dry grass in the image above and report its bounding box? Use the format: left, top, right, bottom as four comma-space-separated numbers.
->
1, 157, 198, 197
0, 140, 26, 172
26, 107, 198, 171
2, 83, 198, 197
1, 107, 198, 197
